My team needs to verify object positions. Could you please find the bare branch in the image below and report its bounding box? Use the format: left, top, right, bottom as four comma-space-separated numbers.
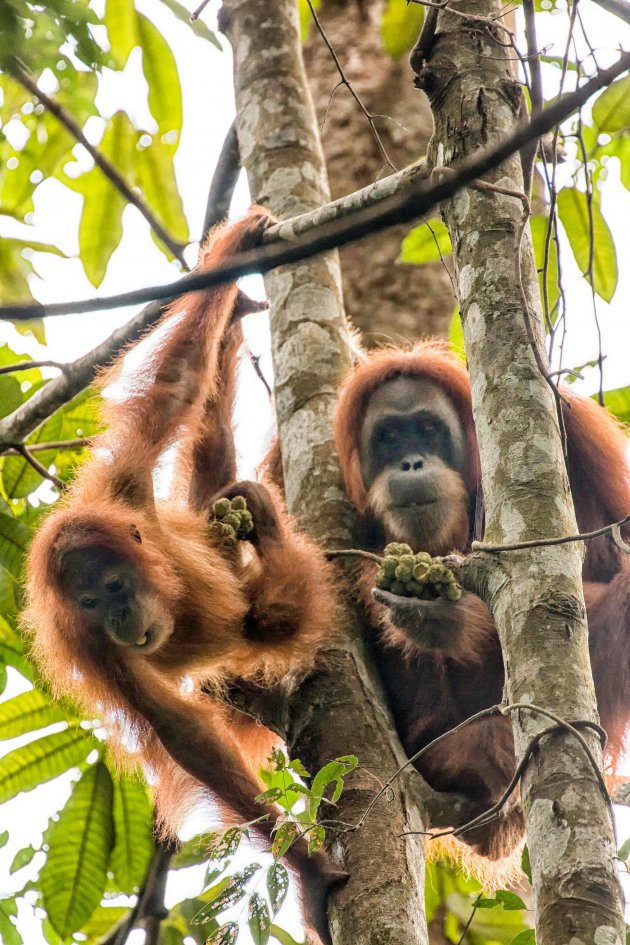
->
472, 514, 630, 553
589, 0, 630, 24
0, 438, 88, 455
0, 360, 65, 375
202, 120, 241, 239
13, 69, 189, 270
14, 444, 64, 490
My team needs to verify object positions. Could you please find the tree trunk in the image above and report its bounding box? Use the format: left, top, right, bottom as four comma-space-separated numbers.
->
422, 2, 625, 942
221, 2, 430, 942
303, 0, 455, 342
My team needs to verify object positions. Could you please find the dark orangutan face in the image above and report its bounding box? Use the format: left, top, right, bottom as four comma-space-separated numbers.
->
359, 376, 470, 554
60, 546, 174, 652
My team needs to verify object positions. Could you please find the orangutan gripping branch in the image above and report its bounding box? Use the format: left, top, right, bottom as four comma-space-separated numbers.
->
23, 209, 338, 934
334, 341, 630, 861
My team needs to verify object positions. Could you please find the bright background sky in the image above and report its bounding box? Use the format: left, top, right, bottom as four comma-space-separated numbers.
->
1, 0, 630, 941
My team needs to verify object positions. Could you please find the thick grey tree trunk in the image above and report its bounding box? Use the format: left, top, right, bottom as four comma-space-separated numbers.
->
423, 2, 625, 942
221, 1, 430, 942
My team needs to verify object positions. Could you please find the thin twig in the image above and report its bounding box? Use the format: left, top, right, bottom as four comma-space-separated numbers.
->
305, 0, 397, 173
471, 514, 630, 553
13, 444, 64, 490
0, 438, 88, 456
0, 360, 66, 375
456, 902, 478, 945
13, 68, 189, 270
325, 549, 384, 564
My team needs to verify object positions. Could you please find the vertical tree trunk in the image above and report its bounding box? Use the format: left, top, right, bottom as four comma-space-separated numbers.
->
221, 2, 430, 942
303, 0, 455, 342
422, 2, 625, 942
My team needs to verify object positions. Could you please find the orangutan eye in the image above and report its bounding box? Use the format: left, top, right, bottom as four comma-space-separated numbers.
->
80, 597, 99, 610
129, 525, 142, 544
105, 578, 123, 593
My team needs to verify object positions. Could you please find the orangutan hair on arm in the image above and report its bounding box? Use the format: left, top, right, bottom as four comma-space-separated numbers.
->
332, 340, 630, 873
23, 208, 339, 942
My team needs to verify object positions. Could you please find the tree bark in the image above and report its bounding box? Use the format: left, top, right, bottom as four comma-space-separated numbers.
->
221, 1, 430, 942
303, 0, 455, 342
422, 2, 625, 942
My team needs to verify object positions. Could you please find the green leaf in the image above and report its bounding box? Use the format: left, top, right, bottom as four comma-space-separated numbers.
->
287, 759, 310, 778
619, 837, 630, 861
0, 689, 66, 739
0, 829, 7, 848
271, 823, 298, 860
0, 376, 23, 418
509, 931, 535, 945
256, 788, 283, 804
399, 219, 452, 265
78, 904, 128, 938
0, 663, 6, 695
110, 773, 153, 893
0, 727, 100, 803
521, 844, 532, 883
557, 187, 618, 303
310, 755, 357, 818
267, 863, 289, 916
496, 890, 527, 911
105, 0, 140, 65
270, 926, 302, 945
2, 409, 63, 498
40, 762, 115, 938
603, 385, 630, 425
449, 308, 465, 360
592, 75, 630, 135
206, 923, 239, 945
530, 215, 560, 325
78, 112, 136, 287
307, 824, 325, 855
0, 512, 30, 578
193, 865, 261, 923
137, 13, 182, 141
475, 898, 500, 909
0, 899, 21, 945
248, 892, 271, 945
10, 844, 37, 873
136, 140, 189, 246
380, 0, 424, 59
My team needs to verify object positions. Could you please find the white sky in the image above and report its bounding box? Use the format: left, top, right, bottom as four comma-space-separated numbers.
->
1, 0, 630, 942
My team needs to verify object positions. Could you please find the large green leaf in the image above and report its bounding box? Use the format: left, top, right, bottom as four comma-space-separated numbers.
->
79, 905, 128, 939
380, 0, 424, 59
0, 511, 30, 578
592, 74, 630, 135
136, 140, 189, 247
0, 376, 23, 419
0, 615, 31, 679
557, 186, 618, 303
298, 0, 321, 40
78, 112, 136, 286
56, 387, 102, 441
41, 762, 115, 937
399, 219, 452, 265
110, 774, 153, 893
603, 385, 630, 425
104, 0, 140, 66
0, 689, 67, 740
0, 727, 100, 803
138, 13, 182, 142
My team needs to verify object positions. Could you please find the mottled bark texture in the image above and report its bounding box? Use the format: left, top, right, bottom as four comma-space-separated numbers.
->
303, 0, 455, 343
422, 3, 625, 943
220, 2, 429, 943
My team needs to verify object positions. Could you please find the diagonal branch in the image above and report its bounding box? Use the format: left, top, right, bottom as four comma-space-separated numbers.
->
201, 120, 241, 239
13, 68, 189, 269
2, 48, 629, 324
589, 0, 630, 23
